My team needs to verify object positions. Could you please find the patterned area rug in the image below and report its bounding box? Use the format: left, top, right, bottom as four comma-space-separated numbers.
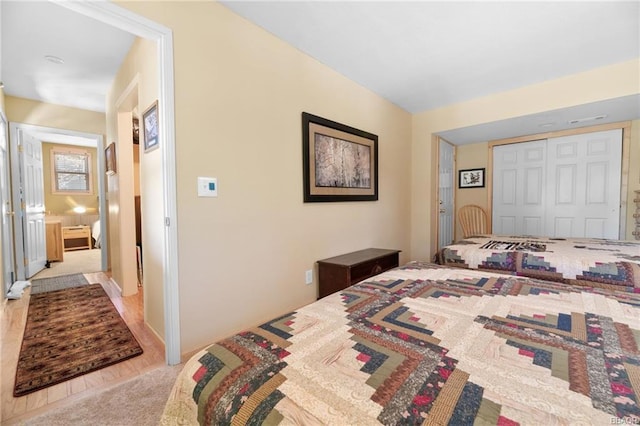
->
14, 284, 144, 396
30, 273, 89, 294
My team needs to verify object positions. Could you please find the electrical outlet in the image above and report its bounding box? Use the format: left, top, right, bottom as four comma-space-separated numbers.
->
305, 270, 313, 285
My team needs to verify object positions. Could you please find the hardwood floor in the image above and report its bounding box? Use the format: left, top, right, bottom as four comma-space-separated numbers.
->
0, 272, 166, 424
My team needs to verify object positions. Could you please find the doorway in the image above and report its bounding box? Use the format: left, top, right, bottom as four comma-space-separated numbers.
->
56, 1, 181, 364
9, 123, 107, 280
1, 2, 179, 364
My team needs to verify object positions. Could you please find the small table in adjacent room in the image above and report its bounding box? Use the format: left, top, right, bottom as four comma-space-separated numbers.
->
62, 225, 92, 251
317, 248, 401, 299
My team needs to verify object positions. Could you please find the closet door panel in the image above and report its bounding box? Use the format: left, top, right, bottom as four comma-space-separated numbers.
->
585, 218, 606, 238
554, 165, 576, 205
523, 216, 543, 236
493, 140, 546, 236
497, 216, 516, 235
552, 217, 575, 238
585, 162, 607, 204
524, 167, 543, 205
545, 129, 621, 238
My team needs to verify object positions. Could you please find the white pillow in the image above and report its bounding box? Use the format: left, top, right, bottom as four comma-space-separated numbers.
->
6, 280, 31, 300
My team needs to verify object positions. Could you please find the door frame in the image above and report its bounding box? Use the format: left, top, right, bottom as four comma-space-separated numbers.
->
437, 138, 455, 250
0, 111, 15, 294
57, 1, 181, 365
9, 123, 108, 279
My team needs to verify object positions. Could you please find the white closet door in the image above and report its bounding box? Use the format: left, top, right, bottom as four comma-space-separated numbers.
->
492, 140, 547, 236
438, 140, 455, 248
545, 129, 622, 238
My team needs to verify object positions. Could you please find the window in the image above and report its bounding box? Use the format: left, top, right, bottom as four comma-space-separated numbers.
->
51, 148, 93, 194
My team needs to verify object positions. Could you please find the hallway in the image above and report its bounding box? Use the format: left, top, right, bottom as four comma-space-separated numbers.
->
0, 272, 164, 424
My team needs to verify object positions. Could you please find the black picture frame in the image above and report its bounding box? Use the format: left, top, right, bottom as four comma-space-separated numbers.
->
302, 112, 378, 202
458, 168, 485, 188
132, 117, 140, 145
142, 101, 159, 152
105, 142, 116, 175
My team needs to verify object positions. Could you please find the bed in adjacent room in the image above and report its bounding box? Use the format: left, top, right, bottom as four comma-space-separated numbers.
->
161, 261, 640, 425
437, 235, 640, 290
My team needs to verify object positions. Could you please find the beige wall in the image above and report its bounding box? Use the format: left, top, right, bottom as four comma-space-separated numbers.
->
118, 1, 413, 355
133, 144, 140, 197
625, 121, 640, 240
42, 143, 99, 215
413, 59, 640, 260
453, 142, 489, 240
5, 97, 106, 136
106, 34, 162, 353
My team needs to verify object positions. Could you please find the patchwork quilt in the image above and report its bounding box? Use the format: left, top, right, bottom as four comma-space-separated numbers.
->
161, 262, 640, 425
437, 236, 640, 291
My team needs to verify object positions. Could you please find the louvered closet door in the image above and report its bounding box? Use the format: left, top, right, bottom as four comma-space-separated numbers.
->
545, 129, 622, 238
492, 140, 547, 236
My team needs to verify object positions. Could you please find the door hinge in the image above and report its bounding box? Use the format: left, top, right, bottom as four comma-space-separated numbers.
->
165, 217, 170, 227
18, 144, 23, 153
24, 258, 28, 267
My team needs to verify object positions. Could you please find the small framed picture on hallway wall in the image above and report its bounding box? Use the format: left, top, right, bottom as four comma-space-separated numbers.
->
105, 142, 116, 175
142, 100, 159, 153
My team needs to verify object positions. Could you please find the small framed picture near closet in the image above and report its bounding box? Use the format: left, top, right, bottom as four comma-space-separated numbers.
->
142, 100, 159, 153
458, 168, 485, 188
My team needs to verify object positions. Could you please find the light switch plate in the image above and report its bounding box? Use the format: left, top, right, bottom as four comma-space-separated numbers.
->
197, 177, 218, 197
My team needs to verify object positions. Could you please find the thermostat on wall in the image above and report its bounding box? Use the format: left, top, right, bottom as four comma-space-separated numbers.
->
197, 177, 218, 197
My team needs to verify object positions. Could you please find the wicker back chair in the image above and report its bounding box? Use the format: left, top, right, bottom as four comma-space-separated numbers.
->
458, 205, 488, 238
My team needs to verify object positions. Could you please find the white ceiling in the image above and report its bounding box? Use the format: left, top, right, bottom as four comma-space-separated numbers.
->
1, 1, 135, 113
1, 1, 639, 146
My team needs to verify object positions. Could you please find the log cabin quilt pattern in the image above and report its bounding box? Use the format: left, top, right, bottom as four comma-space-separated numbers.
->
162, 263, 640, 425
437, 236, 640, 291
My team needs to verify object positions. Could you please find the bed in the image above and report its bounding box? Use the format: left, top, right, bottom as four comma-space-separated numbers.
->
91, 219, 101, 248
437, 235, 640, 291
161, 261, 640, 425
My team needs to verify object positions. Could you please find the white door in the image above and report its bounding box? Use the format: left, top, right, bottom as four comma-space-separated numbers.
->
438, 139, 455, 248
492, 129, 622, 238
10, 125, 47, 279
545, 129, 622, 238
0, 114, 15, 295
493, 140, 547, 236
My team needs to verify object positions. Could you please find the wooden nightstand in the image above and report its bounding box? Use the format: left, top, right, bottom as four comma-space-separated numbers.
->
45, 220, 64, 262
317, 248, 401, 298
62, 226, 92, 251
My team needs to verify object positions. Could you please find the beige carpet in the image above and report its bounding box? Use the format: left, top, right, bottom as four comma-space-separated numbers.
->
32, 249, 102, 279
23, 365, 182, 426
